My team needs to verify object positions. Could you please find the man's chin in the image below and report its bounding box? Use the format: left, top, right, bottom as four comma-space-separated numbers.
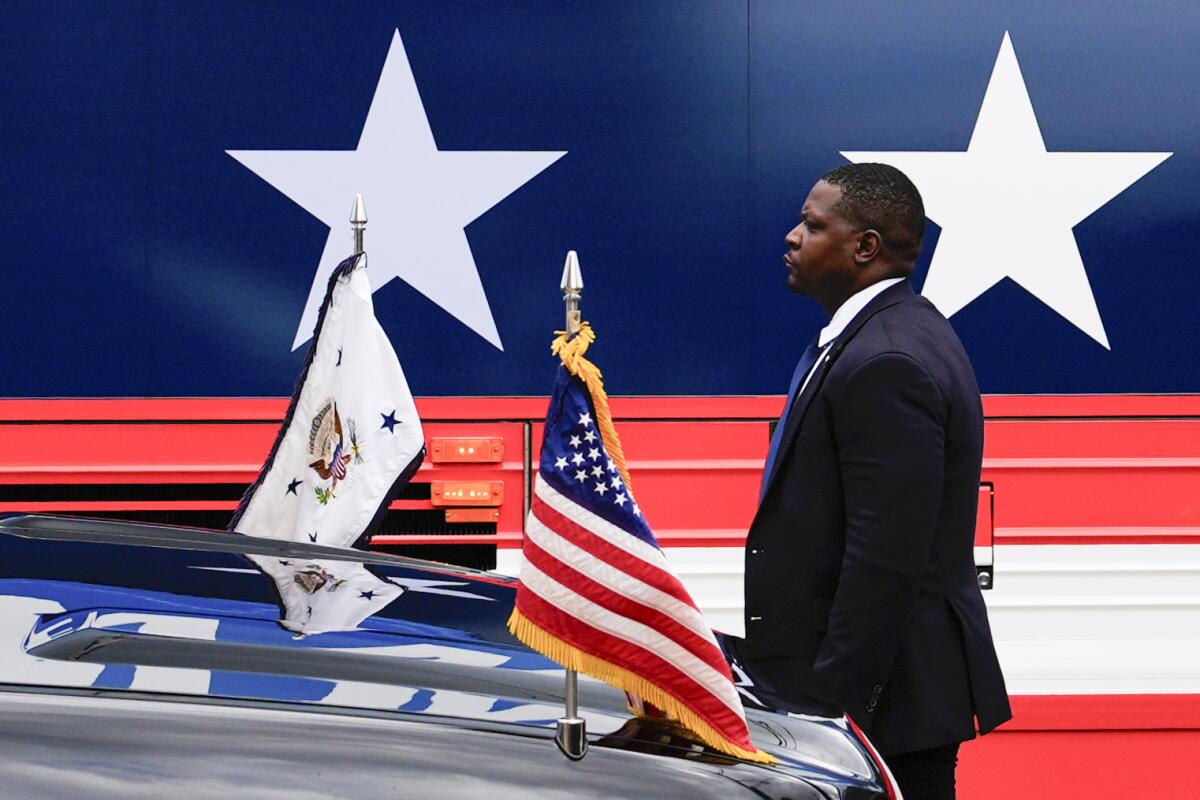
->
786, 273, 807, 294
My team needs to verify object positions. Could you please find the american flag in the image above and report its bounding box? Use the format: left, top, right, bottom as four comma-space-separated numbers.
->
509, 351, 771, 763
330, 443, 347, 479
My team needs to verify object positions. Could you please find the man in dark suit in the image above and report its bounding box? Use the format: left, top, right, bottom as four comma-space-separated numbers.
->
740, 163, 1010, 799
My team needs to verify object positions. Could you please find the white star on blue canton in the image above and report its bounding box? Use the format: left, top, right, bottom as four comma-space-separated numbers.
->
587, 447, 600, 461
554, 456, 568, 470
569, 435, 581, 448
591, 465, 604, 478
572, 452, 585, 465
583, 430, 597, 444
594, 482, 608, 496
614, 493, 628, 507
632, 504, 641, 517
578, 412, 593, 427
606, 457, 618, 473
574, 469, 587, 482
610, 476, 622, 489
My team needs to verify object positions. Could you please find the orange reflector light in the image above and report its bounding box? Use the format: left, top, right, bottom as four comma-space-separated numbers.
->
445, 508, 500, 523
430, 438, 504, 463
430, 481, 504, 507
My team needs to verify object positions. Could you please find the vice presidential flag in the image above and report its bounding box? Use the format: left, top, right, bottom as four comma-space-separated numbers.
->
508, 324, 772, 763
231, 254, 424, 548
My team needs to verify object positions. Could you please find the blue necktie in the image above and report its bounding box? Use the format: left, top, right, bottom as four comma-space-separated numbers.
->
761, 336, 823, 497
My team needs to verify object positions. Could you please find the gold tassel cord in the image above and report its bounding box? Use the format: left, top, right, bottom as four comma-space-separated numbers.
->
508, 607, 777, 764
551, 323, 634, 493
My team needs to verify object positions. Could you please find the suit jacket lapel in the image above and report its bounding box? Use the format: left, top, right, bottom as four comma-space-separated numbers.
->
759, 280, 916, 503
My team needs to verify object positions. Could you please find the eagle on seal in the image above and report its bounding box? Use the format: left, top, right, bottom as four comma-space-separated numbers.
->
307, 398, 352, 488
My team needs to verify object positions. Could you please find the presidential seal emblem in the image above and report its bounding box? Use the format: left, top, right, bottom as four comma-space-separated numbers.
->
307, 398, 354, 500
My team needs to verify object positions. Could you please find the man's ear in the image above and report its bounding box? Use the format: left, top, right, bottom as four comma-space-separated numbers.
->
855, 229, 882, 265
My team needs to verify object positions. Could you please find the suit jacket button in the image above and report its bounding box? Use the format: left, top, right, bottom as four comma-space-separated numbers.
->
872, 684, 882, 697
866, 699, 877, 712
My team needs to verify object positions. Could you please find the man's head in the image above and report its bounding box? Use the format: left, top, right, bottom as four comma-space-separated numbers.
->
783, 163, 925, 314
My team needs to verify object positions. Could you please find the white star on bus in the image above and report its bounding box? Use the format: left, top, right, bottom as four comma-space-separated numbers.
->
842, 32, 1170, 348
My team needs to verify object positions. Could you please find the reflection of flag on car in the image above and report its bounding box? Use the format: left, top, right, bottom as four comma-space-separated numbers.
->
508, 323, 773, 763
249, 555, 404, 634
230, 254, 424, 549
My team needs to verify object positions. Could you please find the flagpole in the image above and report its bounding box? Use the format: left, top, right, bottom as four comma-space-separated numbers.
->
351, 193, 367, 256
555, 250, 587, 761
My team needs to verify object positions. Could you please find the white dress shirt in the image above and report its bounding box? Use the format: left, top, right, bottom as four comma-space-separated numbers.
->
795, 277, 905, 398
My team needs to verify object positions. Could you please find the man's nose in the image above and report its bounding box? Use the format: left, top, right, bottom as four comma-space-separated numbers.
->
786, 225, 803, 249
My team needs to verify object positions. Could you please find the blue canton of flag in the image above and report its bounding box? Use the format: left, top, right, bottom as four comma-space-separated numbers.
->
536, 369, 645, 537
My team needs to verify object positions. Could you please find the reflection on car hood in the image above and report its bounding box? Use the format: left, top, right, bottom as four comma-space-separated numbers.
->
0, 514, 882, 793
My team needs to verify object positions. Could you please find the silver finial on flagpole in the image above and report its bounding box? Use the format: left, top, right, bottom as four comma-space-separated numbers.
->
351, 193, 367, 256
560, 250, 583, 336
555, 248, 588, 761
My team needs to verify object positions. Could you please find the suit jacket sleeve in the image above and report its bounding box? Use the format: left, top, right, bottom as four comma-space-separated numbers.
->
813, 351, 946, 728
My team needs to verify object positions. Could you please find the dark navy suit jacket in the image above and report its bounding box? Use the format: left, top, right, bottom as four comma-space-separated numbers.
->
740, 279, 1011, 756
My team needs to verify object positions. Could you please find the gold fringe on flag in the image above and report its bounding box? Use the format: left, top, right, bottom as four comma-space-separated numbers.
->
508, 607, 776, 764
506, 323, 778, 765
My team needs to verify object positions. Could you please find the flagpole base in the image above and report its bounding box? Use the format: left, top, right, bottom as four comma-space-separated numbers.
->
555, 717, 588, 761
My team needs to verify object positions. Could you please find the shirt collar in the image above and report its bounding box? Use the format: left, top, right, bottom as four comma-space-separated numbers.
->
818, 277, 905, 347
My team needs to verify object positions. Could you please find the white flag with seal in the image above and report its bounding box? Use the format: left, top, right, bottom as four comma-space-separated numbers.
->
231, 253, 424, 548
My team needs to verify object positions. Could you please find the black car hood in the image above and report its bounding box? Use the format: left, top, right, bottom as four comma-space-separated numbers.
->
0, 515, 884, 794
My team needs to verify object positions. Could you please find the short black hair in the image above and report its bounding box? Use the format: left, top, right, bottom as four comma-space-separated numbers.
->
820, 163, 925, 264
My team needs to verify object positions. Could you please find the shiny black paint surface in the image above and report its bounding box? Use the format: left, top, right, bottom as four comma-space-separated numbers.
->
0, 515, 886, 799
1, 691, 832, 800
